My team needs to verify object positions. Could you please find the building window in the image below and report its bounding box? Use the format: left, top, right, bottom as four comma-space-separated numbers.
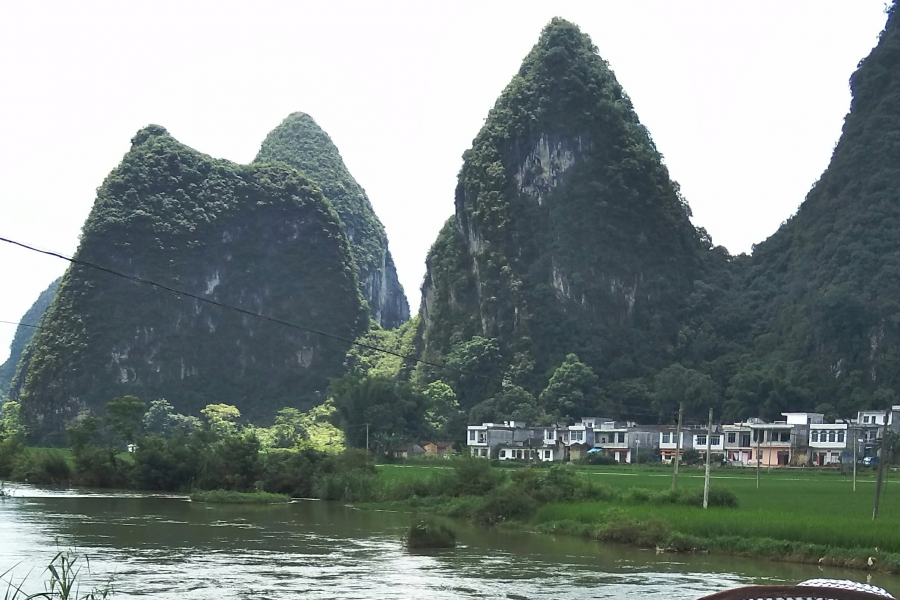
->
711, 436, 720, 446
600, 437, 606, 443
617, 433, 625, 444
587, 422, 593, 428
864, 416, 870, 423
811, 431, 819, 442
662, 432, 671, 444
469, 430, 476, 441
499, 450, 505, 458
828, 431, 836, 443
544, 450, 551, 459
753, 430, 760, 443
576, 431, 584, 441
838, 432, 845, 443
727, 432, 736, 444
697, 435, 707, 446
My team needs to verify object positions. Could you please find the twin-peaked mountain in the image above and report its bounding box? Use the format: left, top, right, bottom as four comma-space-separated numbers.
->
11, 125, 371, 439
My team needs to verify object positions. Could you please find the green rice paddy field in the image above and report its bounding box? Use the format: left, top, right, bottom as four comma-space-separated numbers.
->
378, 463, 900, 554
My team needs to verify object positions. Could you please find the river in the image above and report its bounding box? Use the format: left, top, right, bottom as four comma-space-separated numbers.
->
1, 485, 898, 599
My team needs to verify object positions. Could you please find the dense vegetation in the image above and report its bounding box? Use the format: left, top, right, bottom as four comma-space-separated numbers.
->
0, 277, 58, 402
255, 112, 409, 328
410, 7, 900, 427
10, 126, 368, 440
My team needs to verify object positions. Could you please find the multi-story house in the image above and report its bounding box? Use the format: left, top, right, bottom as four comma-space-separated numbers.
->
746, 413, 820, 466
808, 423, 849, 465
466, 421, 535, 458
592, 422, 657, 464
723, 423, 754, 465
693, 427, 725, 456
658, 428, 696, 463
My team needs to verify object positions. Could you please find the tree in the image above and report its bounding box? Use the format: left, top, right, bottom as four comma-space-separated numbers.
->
470, 382, 546, 425
329, 375, 427, 453
423, 381, 461, 435
0, 400, 25, 441
201, 404, 241, 437
445, 337, 502, 408
106, 395, 146, 444
269, 407, 309, 449
652, 364, 718, 421
539, 354, 598, 420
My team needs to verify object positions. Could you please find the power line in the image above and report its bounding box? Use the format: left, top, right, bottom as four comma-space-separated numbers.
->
0, 234, 693, 425
0, 235, 465, 377
0, 320, 40, 329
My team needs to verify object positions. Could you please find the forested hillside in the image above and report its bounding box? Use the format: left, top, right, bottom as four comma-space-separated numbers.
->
731, 3, 900, 421
413, 18, 730, 426
255, 113, 409, 329
0, 277, 59, 401
11, 125, 369, 441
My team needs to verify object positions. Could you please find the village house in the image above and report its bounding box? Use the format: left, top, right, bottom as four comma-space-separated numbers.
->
808, 423, 849, 466
658, 428, 696, 463
692, 427, 725, 457
723, 422, 754, 465
422, 441, 455, 458
593, 422, 658, 464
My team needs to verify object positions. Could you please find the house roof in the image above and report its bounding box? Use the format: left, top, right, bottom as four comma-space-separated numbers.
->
422, 441, 454, 448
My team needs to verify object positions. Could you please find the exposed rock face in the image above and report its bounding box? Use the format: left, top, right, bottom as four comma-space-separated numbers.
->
255, 113, 409, 329
417, 18, 709, 391
0, 277, 59, 400
12, 126, 369, 439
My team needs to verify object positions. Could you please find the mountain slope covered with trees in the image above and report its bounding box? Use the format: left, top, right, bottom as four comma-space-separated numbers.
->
11, 125, 369, 441
255, 113, 409, 329
0, 277, 59, 401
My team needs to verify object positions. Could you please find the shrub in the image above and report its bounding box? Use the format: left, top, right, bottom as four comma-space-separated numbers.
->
261, 448, 327, 498
72, 446, 127, 488
404, 520, 456, 549
12, 450, 72, 485
582, 452, 616, 466
313, 471, 378, 502
681, 449, 702, 465
0, 437, 26, 477
473, 486, 538, 525
131, 433, 201, 491
681, 487, 739, 508
190, 490, 290, 504
596, 517, 669, 547
445, 456, 504, 497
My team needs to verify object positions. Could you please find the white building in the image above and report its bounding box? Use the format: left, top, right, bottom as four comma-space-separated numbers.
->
693, 429, 725, 454
808, 423, 849, 465
658, 428, 696, 463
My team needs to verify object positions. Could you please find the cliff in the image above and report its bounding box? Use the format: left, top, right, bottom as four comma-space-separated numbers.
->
255, 113, 410, 329
12, 125, 369, 439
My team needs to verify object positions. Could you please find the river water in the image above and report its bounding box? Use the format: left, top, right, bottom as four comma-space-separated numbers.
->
2, 486, 899, 599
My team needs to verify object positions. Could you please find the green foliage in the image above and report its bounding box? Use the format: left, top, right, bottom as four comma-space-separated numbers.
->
255, 112, 409, 328
329, 375, 427, 454
105, 395, 145, 444
404, 520, 456, 549
539, 354, 599, 420
10, 449, 72, 485
0, 278, 59, 401
189, 490, 290, 504
200, 404, 241, 437
0, 401, 25, 442
13, 126, 368, 440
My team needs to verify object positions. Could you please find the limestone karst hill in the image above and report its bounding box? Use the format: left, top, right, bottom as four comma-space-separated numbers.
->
11, 126, 369, 439
255, 113, 409, 329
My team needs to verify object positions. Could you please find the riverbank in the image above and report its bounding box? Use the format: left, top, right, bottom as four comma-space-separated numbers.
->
369, 462, 900, 574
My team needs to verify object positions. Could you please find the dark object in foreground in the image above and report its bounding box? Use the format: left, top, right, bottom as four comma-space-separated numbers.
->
698, 579, 894, 600
405, 520, 456, 549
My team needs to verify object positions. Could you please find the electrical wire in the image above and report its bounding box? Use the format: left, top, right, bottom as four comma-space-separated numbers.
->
0, 234, 693, 424
0, 320, 40, 329
0, 235, 466, 377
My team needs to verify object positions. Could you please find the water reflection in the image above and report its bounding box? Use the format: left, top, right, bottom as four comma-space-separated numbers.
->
1, 486, 897, 599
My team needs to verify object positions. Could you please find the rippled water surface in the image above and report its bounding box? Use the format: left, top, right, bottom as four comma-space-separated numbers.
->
2, 486, 898, 599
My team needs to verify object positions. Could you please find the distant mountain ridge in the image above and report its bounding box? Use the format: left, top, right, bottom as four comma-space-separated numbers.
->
0, 277, 59, 401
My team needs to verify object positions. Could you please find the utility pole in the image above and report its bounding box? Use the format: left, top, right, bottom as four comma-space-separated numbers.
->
873, 431, 890, 520
853, 425, 858, 492
703, 407, 713, 509
756, 427, 762, 489
366, 423, 369, 453
673, 403, 684, 492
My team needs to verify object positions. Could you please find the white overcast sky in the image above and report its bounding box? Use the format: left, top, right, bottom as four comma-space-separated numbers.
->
0, 1, 890, 363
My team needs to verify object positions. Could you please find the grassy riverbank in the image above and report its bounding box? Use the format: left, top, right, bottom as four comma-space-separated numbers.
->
373, 462, 900, 573
189, 490, 291, 504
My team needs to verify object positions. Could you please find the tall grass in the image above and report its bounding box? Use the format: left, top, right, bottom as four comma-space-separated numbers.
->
2, 551, 111, 599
